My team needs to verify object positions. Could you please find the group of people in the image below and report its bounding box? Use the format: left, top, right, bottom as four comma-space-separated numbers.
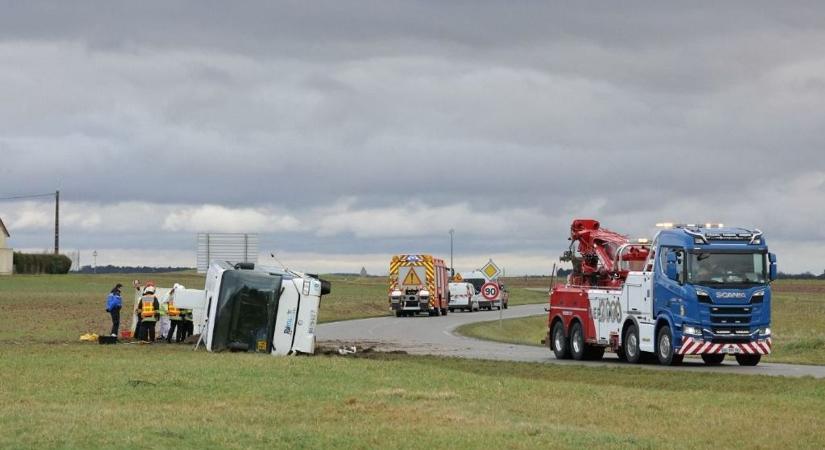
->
105, 282, 194, 343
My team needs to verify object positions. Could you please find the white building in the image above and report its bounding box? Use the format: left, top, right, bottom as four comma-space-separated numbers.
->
0, 217, 11, 275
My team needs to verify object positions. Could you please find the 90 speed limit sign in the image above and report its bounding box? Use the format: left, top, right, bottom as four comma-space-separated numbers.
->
481, 282, 500, 300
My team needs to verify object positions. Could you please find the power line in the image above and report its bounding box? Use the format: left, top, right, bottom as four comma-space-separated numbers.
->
0, 192, 56, 201
0, 190, 60, 255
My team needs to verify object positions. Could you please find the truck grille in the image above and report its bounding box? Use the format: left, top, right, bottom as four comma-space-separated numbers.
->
709, 305, 754, 342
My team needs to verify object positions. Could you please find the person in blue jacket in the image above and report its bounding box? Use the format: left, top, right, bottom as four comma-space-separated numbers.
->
105, 284, 123, 337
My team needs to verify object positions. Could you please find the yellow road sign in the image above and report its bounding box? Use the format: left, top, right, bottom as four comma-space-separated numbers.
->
481, 259, 502, 280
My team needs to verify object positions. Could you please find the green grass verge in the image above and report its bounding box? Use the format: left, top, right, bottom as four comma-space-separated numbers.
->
457, 280, 825, 365
1, 343, 825, 449
457, 315, 547, 347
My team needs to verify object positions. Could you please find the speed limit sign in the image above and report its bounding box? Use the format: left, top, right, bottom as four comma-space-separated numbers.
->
481, 282, 499, 300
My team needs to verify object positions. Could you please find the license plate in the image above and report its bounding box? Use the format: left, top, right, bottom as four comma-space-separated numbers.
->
724, 347, 739, 354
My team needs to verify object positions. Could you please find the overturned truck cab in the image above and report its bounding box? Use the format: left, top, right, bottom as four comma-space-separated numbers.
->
201, 261, 331, 356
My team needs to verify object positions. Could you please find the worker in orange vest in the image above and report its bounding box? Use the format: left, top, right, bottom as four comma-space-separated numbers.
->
136, 284, 160, 342
163, 284, 183, 343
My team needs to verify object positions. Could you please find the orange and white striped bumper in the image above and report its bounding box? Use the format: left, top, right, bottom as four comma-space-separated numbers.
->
677, 337, 772, 355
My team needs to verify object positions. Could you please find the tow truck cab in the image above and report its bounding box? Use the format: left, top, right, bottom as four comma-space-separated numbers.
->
651, 225, 776, 364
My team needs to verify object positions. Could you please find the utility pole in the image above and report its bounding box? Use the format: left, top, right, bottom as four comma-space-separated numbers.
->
93, 250, 98, 274
54, 190, 60, 255
449, 228, 455, 277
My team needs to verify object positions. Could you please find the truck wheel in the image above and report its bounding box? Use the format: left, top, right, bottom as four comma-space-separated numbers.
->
551, 321, 570, 359
701, 354, 725, 365
503, 303, 508, 310
616, 345, 627, 361
735, 354, 761, 366
395, 311, 403, 318
656, 326, 678, 366
441, 308, 448, 316
449, 308, 454, 313
585, 346, 605, 361
623, 324, 641, 364
569, 322, 586, 360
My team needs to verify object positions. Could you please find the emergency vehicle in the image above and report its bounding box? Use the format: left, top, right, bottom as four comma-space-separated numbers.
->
546, 219, 775, 366
389, 254, 450, 317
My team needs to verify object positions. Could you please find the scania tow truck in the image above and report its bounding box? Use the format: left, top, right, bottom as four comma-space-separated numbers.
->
546, 219, 776, 366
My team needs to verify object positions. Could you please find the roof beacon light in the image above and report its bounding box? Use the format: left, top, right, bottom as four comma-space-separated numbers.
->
637, 238, 650, 244
655, 222, 674, 229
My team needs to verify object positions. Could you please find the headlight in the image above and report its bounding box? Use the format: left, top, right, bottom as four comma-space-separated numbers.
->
419, 290, 430, 298
683, 325, 702, 336
760, 327, 771, 336
391, 290, 402, 301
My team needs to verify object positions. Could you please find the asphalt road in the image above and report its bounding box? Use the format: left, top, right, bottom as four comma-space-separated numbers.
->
318, 303, 825, 379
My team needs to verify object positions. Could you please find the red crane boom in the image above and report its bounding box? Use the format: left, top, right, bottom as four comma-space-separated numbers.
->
561, 219, 650, 289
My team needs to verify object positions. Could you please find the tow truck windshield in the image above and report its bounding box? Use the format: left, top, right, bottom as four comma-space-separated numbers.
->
687, 252, 767, 286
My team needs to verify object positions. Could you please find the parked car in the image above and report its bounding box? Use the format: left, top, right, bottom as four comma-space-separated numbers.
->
448, 282, 478, 312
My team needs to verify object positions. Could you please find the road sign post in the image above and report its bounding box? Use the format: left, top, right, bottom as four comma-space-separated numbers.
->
482, 281, 502, 327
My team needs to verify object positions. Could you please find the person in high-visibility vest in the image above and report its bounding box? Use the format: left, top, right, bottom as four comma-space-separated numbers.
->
163, 285, 183, 343
135, 285, 160, 342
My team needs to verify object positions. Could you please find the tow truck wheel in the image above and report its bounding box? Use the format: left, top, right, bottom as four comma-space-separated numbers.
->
735, 354, 761, 366
616, 346, 627, 361
656, 326, 678, 366
503, 303, 508, 309
624, 324, 642, 364
441, 308, 448, 316
701, 354, 725, 365
395, 311, 403, 318
570, 322, 586, 360
551, 321, 571, 359
449, 308, 454, 313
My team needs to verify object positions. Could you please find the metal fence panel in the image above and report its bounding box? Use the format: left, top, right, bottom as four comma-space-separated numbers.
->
196, 233, 258, 273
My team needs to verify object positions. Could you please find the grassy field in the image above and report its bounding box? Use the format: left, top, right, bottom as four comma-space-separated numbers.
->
457, 280, 825, 365
2, 344, 825, 449
2, 275, 825, 448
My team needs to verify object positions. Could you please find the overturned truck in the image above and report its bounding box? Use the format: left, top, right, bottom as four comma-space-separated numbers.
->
203, 261, 331, 355
137, 261, 331, 356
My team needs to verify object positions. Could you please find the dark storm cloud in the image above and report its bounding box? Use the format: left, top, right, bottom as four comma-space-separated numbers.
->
1, 1, 824, 272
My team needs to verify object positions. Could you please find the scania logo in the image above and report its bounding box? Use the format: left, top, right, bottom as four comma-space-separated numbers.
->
716, 292, 746, 299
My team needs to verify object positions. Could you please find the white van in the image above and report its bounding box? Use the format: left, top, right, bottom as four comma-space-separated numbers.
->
448, 282, 478, 312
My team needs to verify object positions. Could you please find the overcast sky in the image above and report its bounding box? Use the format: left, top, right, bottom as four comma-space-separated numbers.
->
1, 1, 824, 274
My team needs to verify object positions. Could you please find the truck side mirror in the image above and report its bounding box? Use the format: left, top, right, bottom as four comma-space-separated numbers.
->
768, 253, 777, 282
320, 279, 332, 296
666, 252, 680, 282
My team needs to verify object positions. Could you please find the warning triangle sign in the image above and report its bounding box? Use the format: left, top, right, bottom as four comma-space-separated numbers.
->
402, 268, 423, 285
